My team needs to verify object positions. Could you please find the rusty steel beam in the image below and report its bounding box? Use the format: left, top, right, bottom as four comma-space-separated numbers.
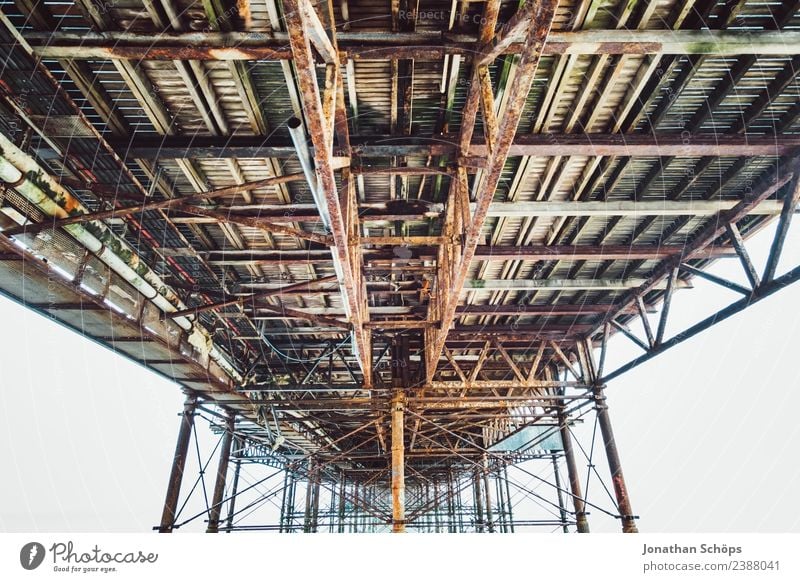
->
2, 173, 308, 238
102, 133, 800, 160
180, 206, 332, 245
589, 167, 796, 339
283, 0, 371, 385
194, 243, 735, 266
28, 30, 800, 60
170, 275, 338, 319
425, 0, 557, 383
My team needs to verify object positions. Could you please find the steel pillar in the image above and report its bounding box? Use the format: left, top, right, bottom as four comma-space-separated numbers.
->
503, 465, 515, 533
391, 391, 406, 532
473, 471, 485, 532
559, 409, 590, 532
224, 438, 242, 534
482, 457, 495, 533
158, 392, 197, 533
551, 454, 569, 533
337, 471, 346, 533
206, 411, 236, 533
594, 385, 638, 533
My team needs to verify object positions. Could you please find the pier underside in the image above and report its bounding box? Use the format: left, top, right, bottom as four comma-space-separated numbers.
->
0, 0, 799, 532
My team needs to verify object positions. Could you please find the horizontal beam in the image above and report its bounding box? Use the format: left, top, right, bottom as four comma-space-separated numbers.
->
461, 278, 692, 291
28, 30, 800, 60
169, 199, 785, 223
190, 244, 734, 266
101, 134, 800, 159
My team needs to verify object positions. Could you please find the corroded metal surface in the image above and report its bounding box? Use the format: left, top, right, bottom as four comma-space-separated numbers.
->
1, 0, 799, 533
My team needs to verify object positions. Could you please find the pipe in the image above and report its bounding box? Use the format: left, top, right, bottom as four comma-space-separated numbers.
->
0, 132, 241, 383
287, 117, 331, 230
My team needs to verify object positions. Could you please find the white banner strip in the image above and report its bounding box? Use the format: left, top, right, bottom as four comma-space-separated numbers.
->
1, 534, 798, 581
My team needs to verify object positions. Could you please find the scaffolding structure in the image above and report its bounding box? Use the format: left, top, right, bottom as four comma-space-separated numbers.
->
0, 0, 799, 533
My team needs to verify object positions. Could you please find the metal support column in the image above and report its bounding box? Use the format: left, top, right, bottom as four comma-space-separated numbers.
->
206, 410, 236, 533
158, 392, 197, 533
482, 456, 495, 533
473, 471, 484, 532
559, 408, 590, 532
391, 390, 406, 532
504, 464, 515, 533
224, 437, 242, 533
594, 384, 638, 533
337, 471, 346, 533
551, 454, 569, 533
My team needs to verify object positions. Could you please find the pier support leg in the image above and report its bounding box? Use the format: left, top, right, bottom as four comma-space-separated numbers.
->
594, 385, 638, 533
206, 411, 236, 533
158, 392, 197, 533
391, 391, 406, 532
559, 409, 590, 532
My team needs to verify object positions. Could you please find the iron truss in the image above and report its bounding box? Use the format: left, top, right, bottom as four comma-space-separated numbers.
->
0, 0, 799, 532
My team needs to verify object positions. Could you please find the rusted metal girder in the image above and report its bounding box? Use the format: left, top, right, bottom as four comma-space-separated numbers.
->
105, 133, 800, 159
159, 393, 197, 533
283, 0, 371, 386
391, 391, 406, 533
425, 0, 557, 383
28, 30, 800, 60
588, 166, 797, 340
2, 173, 307, 238
180, 205, 333, 245
170, 275, 338, 319
195, 244, 734, 266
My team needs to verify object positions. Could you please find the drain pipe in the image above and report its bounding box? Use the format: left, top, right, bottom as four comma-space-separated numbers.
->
287, 117, 331, 231
0, 132, 241, 383
287, 116, 355, 321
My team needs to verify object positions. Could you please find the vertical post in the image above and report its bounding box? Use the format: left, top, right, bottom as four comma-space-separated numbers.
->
158, 392, 197, 533
482, 456, 495, 533
285, 472, 297, 532
279, 470, 289, 533
311, 474, 321, 532
303, 463, 313, 533
495, 470, 507, 533
559, 408, 590, 532
224, 437, 242, 534
337, 471, 346, 533
594, 384, 638, 533
352, 481, 359, 533
391, 390, 406, 532
503, 464, 515, 533
551, 454, 569, 533
473, 471, 484, 532
447, 469, 456, 532
206, 410, 236, 533
433, 480, 441, 532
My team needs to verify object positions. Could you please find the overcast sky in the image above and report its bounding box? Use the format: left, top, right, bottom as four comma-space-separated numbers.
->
1, 221, 799, 533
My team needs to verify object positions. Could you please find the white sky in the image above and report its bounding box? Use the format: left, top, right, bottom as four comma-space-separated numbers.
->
1, 221, 799, 533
